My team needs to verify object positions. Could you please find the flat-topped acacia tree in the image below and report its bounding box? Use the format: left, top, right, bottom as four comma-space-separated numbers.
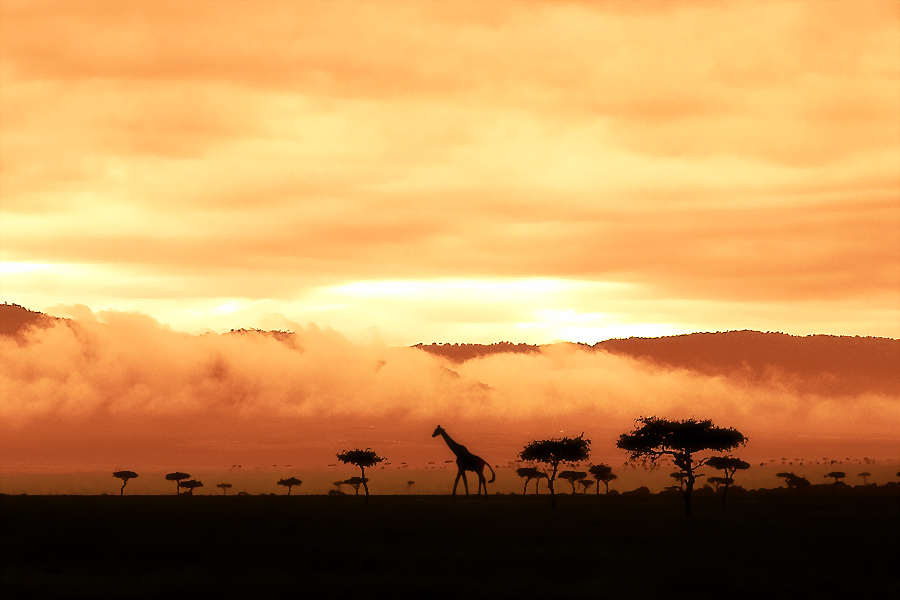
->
180, 480, 203, 495
558, 470, 587, 494
277, 477, 303, 495
519, 435, 591, 509
336, 448, 384, 501
706, 456, 750, 506
515, 466, 548, 495
216, 483, 232, 495
112, 471, 138, 496
588, 464, 617, 495
165, 472, 190, 495
617, 417, 746, 517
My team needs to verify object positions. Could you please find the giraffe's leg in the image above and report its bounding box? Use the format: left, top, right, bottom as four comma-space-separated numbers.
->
453, 471, 462, 495
478, 473, 487, 496
461, 471, 469, 495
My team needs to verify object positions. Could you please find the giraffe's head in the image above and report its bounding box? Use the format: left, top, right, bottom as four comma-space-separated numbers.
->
432, 425, 445, 438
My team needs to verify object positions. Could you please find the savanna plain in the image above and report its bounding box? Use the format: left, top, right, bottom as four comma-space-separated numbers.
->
2, 486, 897, 599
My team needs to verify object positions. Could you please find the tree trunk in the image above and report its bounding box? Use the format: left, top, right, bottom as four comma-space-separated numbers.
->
361, 467, 369, 501
549, 463, 558, 510
523, 480, 529, 495
120, 482, 125, 496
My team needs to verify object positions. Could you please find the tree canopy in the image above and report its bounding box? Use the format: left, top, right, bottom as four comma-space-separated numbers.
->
165, 472, 191, 495
180, 480, 203, 495
706, 455, 750, 506
519, 435, 590, 509
617, 417, 746, 517
337, 448, 384, 500
277, 477, 303, 495
588, 464, 618, 494
112, 471, 138, 495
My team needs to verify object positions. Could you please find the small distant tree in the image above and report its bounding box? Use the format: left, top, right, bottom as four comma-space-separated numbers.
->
336, 448, 384, 501
588, 464, 617, 495
776, 472, 810, 489
407, 480, 415, 494
558, 470, 587, 494
165, 472, 191, 495
112, 471, 138, 496
343, 476, 369, 495
515, 466, 548, 495
519, 435, 591, 509
706, 456, 750, 506
180, 480, 203, 495
825, 471, 846, 484
277, 477, 303, 495
616, 417, 746, 517
858, 472, 871, 485
579, 480, 594, 494
216, 483, 232, 495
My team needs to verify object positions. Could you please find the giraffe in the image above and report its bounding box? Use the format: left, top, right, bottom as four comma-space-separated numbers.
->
432, 425, 496, 496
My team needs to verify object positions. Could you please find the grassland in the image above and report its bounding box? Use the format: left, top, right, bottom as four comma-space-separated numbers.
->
2, 487, 897, 598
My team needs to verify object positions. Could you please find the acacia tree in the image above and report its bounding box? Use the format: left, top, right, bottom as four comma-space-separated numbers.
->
515, 466, 548, 495
858, 472, 871, 485
112, 471, 138, 496
579, 480, 594, 494
825, 471, 846, 484
706, 456, 750, 506
277, 477, 303, 495
216, 483, 232, 495
180, 480, 203, 495
616, 417, 746, 518
519, 435, 591, 509
165, 472, 190, 495
588, 464, 617, 495
343, 476, 368, 495
558, 470, 587, 494
336, 448, 384, 501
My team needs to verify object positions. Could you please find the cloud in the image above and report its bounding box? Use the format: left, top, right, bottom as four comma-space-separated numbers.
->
1, 309, 897, 472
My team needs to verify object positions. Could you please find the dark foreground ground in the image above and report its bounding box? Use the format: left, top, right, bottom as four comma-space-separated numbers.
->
2, 488, 898, 599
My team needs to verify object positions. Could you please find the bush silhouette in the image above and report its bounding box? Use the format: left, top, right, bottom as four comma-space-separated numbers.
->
112, 471, 138, 496
776, 472, 810, 489
216, 483, 232, 495
588, 464, 617, 494
336, 448, 384, 501
277, 477, 303, 495
706, 456, 750, 506
519, 435, 590, 509
617, 416, 746, 517
515, 466, 548, 494
165, 472, 191, 495
180, 480, 203, 495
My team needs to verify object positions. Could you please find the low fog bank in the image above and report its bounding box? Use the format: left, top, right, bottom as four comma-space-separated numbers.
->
1, 307, 898, 473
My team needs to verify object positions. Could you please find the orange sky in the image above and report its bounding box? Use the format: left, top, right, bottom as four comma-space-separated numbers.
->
0, 0, 897, 344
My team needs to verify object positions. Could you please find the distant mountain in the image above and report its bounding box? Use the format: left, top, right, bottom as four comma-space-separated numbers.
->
415, 331, 900, 396
0, 303, 59, 337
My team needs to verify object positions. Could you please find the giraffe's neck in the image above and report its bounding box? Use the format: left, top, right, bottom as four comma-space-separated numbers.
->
440, 431, 466, 457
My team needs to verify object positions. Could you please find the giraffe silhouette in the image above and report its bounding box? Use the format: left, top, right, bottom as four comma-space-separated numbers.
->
432, 425, 496, 496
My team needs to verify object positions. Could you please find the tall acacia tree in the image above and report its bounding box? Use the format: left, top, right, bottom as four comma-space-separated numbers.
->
706, 456, 750, 506
519, 435, 590, 509
617, 417, 746, 517
113, 471, 138, 496
336, 448, 384, 501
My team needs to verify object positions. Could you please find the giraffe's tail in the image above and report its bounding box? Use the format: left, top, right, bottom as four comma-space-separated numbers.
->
485, 460, 496, 483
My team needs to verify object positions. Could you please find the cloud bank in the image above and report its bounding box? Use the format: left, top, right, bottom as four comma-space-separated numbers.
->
2, 309, 897, 473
